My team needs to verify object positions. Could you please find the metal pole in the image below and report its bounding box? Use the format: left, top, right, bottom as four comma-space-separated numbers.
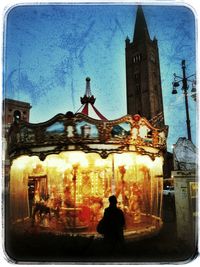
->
72, 165, 78, 231
182, 60, 192, 141
111, 154, 115, 194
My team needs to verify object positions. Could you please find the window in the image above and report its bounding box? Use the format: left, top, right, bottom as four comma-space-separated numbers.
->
7, 115, 12, 123
150, 52, 156, 63
133, 53, 142, 64
13, 110, 21, 122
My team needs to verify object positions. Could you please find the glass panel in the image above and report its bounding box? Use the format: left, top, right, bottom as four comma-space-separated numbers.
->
76, 121, 98, 138
46, 122, 64, 133
111, 122, 131, 138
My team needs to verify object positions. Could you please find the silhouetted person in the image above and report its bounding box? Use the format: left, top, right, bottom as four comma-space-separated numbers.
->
101, 195, 125, 252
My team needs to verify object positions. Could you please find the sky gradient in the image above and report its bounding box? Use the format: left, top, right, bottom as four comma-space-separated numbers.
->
3, 4, 196, 150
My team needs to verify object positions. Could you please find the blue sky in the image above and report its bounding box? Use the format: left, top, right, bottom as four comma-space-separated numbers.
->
3, 4, 196, 150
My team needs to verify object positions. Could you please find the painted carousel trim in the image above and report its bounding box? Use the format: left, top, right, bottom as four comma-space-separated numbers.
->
7, 112, 167, 161
9, 142, 163, 163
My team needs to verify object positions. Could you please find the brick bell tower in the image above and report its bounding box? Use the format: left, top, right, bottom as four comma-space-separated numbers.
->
125, 6, 165, 127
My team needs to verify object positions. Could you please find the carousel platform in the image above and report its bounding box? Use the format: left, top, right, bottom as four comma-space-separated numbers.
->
9, 214, 163, 241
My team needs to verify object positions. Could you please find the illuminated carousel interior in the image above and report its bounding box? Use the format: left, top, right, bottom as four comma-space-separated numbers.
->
8, 112, 167, 238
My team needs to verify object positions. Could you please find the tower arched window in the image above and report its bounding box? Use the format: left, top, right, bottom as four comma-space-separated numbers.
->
133, 53, 142, 64
150, 52, 156, 63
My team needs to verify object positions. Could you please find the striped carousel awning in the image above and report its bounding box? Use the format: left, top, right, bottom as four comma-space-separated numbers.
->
76, 77, 107, 121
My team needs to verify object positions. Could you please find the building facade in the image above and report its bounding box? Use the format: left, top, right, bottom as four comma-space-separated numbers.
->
3, 98, 31, 127
3, 98, 32, 184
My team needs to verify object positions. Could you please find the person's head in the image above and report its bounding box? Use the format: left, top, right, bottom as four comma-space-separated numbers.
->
109, 195, 117, 206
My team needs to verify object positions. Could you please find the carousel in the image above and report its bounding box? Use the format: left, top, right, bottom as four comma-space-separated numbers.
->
7, 78, 167, 239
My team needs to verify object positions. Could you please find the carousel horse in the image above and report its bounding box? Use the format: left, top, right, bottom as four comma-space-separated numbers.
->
32, 201, 51, 226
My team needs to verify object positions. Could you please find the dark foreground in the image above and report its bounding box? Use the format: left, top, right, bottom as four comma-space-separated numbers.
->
5, 221, 198, 264
4, 196, 198, 264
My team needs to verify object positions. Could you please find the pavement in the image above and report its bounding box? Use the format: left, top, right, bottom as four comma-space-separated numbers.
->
4, 196, 198, 264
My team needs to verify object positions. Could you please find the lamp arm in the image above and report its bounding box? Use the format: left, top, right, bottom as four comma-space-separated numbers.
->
174, 75, 183, 80
186, 74, 196, 79
187, 79, 195, 83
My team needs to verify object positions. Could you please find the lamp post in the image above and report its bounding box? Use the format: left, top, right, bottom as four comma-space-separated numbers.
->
172, 60, 196, 141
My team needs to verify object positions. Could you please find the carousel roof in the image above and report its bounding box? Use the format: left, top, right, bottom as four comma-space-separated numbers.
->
76, 77, 107, 121
8, 111, 167, 161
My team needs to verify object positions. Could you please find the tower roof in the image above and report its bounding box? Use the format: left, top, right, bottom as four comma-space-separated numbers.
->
133, 6, 150, 42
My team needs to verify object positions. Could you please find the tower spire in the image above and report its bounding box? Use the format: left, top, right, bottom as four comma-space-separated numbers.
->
133, 6, 150, 42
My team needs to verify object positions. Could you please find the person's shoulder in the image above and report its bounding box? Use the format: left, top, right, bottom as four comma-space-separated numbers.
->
117, 207, 124, 214
104, 207, 109, 213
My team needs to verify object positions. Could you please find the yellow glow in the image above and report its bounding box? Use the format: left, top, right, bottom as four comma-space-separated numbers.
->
114, 153, 133, 168
95, 159, 107, 167
68, 152, 88, 168
137, 155, 163, 169
154, 157, 163, 166
65, 163, 72, 170
10, 151, 164, 227
44, 157, 69, 172
12, 156, 30, 170
31, 156, 42, 169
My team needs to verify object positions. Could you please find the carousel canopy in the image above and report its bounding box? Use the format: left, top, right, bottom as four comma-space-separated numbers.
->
8, 111, 167, 162
76, 77, 107, 121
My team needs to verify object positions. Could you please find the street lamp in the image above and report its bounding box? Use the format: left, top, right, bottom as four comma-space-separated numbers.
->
172, 60, 196, 142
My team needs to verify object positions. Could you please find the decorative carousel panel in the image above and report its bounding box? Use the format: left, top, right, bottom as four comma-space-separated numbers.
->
111, 122, 131, 138
130, 117, 167, 147
19, 126, 35, 143
46, 122, 65, 133
7, 113, 167, 162
76, 120, 99, 139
